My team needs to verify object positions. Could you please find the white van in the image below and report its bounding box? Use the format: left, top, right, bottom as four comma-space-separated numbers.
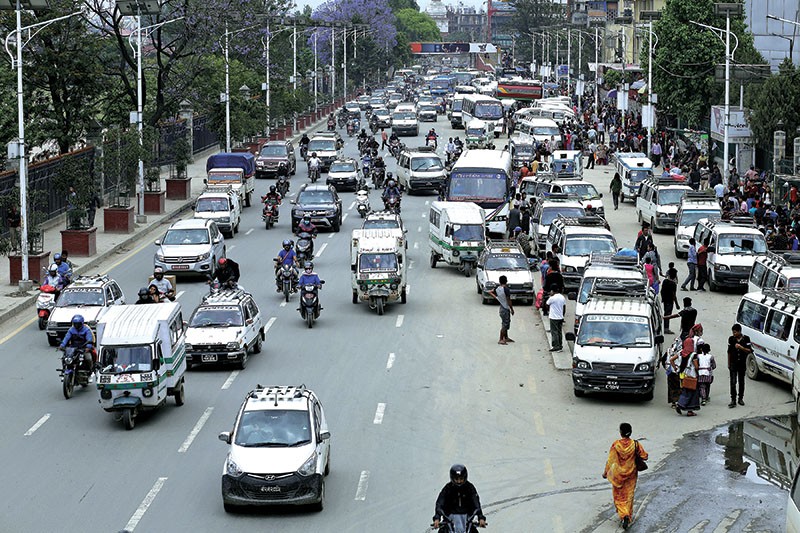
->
429, 201, 486, 276
673, 192, 721, 257
693, 216, 768, 290
635, 176, 692, 232
615, 154, 653, 202
749, 252, 800, 293
395, 146, 446, 193
549, 150, 584, 179
512, 118, 561, 148
194, 185, 242, 238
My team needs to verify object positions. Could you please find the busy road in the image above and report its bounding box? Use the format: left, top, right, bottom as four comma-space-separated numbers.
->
0, 112, 793, 533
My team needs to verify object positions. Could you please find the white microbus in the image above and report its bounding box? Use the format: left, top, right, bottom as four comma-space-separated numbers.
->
445, 149, 512, 236
461, 94, 505, 138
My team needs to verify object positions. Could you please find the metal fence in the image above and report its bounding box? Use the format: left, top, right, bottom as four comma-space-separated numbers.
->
193, 114, 218, 153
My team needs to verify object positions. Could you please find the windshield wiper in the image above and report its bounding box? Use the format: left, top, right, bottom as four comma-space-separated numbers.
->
289, 439, 312, 447
245, 442, 290, 448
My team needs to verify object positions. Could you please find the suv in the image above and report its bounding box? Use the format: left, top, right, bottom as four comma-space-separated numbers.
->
395, 146, 446, 193
193, 185, 242, 238
45, 275, 125, 346
546, 216, 616, 290
673, 192, 721, 257
391, 108, 419, 137
531, 194, 585, 257
693, 216, 767, 291
307, 135, 342, 172
219, 385, 331, 512
417, 103, 438, 122
292, 183, 343, 232
546, 180, 605, 217
154, 218, 226, 277
476, 241, 535, 305
372, 108, 392, 128
326, 158, 361, 191
185, 288, 264, 369
635, 176, 692, 232
255, 140, 296, 179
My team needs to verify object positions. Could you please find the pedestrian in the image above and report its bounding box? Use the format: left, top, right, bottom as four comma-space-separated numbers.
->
696, 238, 709, 291
87, 191, 102, 227
587, 140, 596, 169
651, 140, 662, 167
671, 328, 701, 416
546, 286, 566, 353
697, 342, 716, 405
5, 205, 20, 251
66, 186, 81, 229
681, 238, 698, 291
643, 242, 662, 279
506, 203, 521, 239
727, 323, 752, 408
610, 172, 622, 210
380, 128, 388, 151
540, 251, 552, 285
663, 297, 697, 339
661, 268, 679, 334
489, 275, 514, 345
634, 225, 653, 261
602, 422, 647, 531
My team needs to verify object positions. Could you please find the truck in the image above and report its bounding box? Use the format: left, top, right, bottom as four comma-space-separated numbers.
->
205, 152, 256, 208
350, 229, 407, 316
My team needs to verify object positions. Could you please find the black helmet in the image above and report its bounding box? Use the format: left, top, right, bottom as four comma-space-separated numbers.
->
138, 287, 149, 297
269, 185, 277, 193
450, 464, 468, 486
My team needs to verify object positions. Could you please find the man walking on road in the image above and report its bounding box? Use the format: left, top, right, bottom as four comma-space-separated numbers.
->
681, 238, 698, 291
490, 275, 514, 345
547, 287, 566, 352
663, 297, 697, 339
727, 324, 752, 408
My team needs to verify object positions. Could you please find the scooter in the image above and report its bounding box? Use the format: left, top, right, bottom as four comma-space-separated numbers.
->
276, 176, 290, 197
372, 167, 386, 189
58, 345, 93, 400
275, 262, 297, 302
337, 114, 347, 128
37, 284, 58, 330
384, 195, 401, 214
300, 144, 308, 161
356, 189, 371, 218
262, 198, 279, 229
390, 140, 402, 159
296, 231, 315, 263
433, 513, 486, 533
309, 166, 320, 183
327, 119, 336, 131
299, 282, 324, 328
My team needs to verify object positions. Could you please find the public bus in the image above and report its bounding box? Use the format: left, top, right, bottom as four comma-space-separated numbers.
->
446, 149, 513, 235
461, 94, 505, 138
495, 79, 543, 102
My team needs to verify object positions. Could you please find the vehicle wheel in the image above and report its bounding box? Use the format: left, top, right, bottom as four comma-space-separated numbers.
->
174, 380, 185, 406
430, 251, 438, 268
245, 192, 252, 207
238, 352, 248, 370
641, 390, 654, 402
223, 503, 239, 513
573, 388, 585, 398
352, 291, 358, 304
62, 372, 75, 400
650, 218, 656, 233
332, 219, 340, 232
401, 288, 407, 304
746, 353, 761, 380
476, 281, 481, 294
306, 313, 314, 329
376, 297, 385, 316
284, 285, 290, 302
312, 479, 325, 512
253, 332, 263, 354
265, 219, 271, 230
463, 263, 472, 277
709, 275, 718, 292
38, 316, 47, 330
234, 220, 240, 234
291, 163, 296, 176
324, 451, 331, 476
122, 408, 135, 430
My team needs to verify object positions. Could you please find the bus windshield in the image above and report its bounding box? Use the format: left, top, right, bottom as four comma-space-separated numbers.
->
448, 172, 507, 202
473, 102, 503, 120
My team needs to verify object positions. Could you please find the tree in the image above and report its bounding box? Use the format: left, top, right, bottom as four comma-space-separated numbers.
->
649, 0, 763, 128
394, 9, 440, 42
746, 58, 800, 155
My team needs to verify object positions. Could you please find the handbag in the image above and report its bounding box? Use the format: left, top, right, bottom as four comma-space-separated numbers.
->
634, 441, 648, 472
681, 375, 698, 390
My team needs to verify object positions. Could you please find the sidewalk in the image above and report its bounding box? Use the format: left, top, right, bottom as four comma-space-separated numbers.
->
0, 120, 326, 326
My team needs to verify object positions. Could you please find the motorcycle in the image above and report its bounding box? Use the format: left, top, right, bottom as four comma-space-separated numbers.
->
426, 135, 438, 150
37, 284, 58, 330
383, 195, 401, 214
356, 189, 371, 218
370, 121, 379, 134
300, 144, 308, 161
276, 176, 290, 197
372, 167, 386, 189
309, 165, 320, 183
337, 114, 347, 128
298, 282, 324, 328
58, 346, 93, 400
390, 140, 402, 159
296, 231, 315, 262
434, 513, 486, 533
275, 262, 297, 302
347, 123, 356, 137
262, 198, 279, 229
362, 159, 372, 180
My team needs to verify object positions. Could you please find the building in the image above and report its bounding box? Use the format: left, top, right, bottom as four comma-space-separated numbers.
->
746, 0, 800, 70
446, 4, 486, 42
425, 0, 450, 36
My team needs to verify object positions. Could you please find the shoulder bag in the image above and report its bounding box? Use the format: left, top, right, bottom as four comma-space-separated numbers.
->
634, 441, 648, 472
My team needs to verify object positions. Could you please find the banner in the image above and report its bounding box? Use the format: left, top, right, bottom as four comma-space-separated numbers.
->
710, 105, 752, 140
409, 42, 492, 54
469, 43, 497, 54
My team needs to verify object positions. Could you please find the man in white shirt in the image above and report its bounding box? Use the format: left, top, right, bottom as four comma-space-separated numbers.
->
546, 287, 566, 352
713, 181, 726, 203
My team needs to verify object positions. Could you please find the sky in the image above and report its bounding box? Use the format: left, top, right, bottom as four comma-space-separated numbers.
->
295, 0, 486, 14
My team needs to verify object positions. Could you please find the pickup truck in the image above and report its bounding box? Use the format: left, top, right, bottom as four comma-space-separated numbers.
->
205, 152, 256, 207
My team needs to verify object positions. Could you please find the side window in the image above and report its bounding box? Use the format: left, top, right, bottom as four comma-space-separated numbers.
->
113, 283, 123, 300
763, 269, 780, 290
242, 304, 250, 321
765, 309, 792, 341
105, 287, 113, 304
313, 402, 322, 436
794, 320, 800, 344
737, 300, 767, 332
778, 275, 788, 289
750, 261, 767, 287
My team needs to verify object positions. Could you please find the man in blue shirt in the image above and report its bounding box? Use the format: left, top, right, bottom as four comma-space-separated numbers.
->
275, 240, 299, 292
681, 238, 698, 291
53, 253, 72, 284
59, 314, 97, 369
298, 261, 322, 288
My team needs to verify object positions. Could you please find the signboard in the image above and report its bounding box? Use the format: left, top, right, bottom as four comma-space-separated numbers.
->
469, 43, 497, 54
557, 64, 569, 78
710, 105, 752, 141
409, 42, 497, 55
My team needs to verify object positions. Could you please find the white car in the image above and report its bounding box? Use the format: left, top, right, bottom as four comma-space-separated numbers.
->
154, 218, 226, 277
219, 385, 331, 512
476, 242, 535, 305
326, 158, 361, 192
45, 275, 125, 346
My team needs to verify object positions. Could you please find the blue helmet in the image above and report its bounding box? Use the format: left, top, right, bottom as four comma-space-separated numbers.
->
282, 239, 292, 249
53, 253, 62, 261
71, 314, 84, 328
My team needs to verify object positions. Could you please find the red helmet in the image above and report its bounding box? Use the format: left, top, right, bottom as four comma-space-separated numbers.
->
218, 258, 227, 267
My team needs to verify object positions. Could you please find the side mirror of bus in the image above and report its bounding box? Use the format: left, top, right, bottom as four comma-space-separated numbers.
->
654, 335, 664, 345
565, 332, 576, 342
152, 357, 161, 371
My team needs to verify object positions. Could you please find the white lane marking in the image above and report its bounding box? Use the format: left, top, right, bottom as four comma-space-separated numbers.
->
413, 242, 419, 249
354, 470, 370, 501
386, 352, 395, 369
343, 213, 349, 221
315, 242, 328, 258
221, 370, 240, 390
349, 201, 356, 210
178, 407, 214, 453
533, 412, 545, 435
228, 244, 236, 250
328, 232, 335, 239
409, 260, 414, 269
425, 200, 430, 205
125, 477, 168, 531
544, 459, 556, 486
245, 228, 254, 235
421, 213, 426, 218
373, 403, 386, 424
175, 291, 185, 299
395, 315, 404, 328
280, 301, 287, 307
264, 317, 277, 332
288, 192, 295, 197
406, 284, 411, 295
417, 226, 421, 232
24, 413, 50, 436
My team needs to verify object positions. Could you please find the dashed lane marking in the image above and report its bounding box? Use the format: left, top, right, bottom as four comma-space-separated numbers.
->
552, 515, 565, 533
343, 213, 349, 221
413, 242, 419, 249
124, 477, 168, 531
386, 352, 395, 370
373, 403, 386, 424
245, 228, 254, 235
354, 470, 370, 501
395, 315, 404, 328
349, 201, 356, 210
280, 301, 287, 307
264, 317, 277, 332
178, 407, 214, 453
24, 414, 50, 436
175, 291, 185, 299
533, 412, 545, 435
409, 260, 414, 269
315, 243, 328, 258
544, 459, 556, 486
417, 226, 421, 232
221, 371, 240, 390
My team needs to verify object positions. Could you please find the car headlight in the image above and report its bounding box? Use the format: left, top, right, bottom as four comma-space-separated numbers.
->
297, 452, 317, 477
678, 233, 691, 240
325, 210, 336, 216
484, 281, 498, 289
635, 363, 651, 372
155, 253, 165, 262
522, 282, 533, 289
256, 161, 264, 167
198, 252, 211, 260
564, 266, 576, 273
656, 211, 669, 218
185, 343, 193, 350
217, 216, 230, 223
226, 456, 243, 477
714, 264, 729, 271
226, 341, 242, 350
573, 359, 591, 370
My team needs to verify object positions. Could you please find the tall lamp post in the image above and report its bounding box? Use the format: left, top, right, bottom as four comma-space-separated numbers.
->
639, 11, 661, 157
767, 14, 800, 63
220, 22, 262, 152
1, 0, 80, 289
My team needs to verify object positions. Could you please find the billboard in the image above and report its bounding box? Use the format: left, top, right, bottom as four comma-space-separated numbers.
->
710, 105, 752, 140
409, 42, 497, 54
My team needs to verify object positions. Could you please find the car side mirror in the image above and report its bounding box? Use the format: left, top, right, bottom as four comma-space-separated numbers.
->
707, 246, 716, 253
565, 332, 576, 342
218, 431, 231, 444
654, 335, 665, 345
567, 292, 577, 300
246, 318, 254, 325
319, 430, 331, 441
213, 237, 221, 244
351, 264, 356, 272
154, 239, 161, 245
152, 357, 161, 371
320, 280, 326, 284
599, 193, 603, 198
203, 178, 208, 184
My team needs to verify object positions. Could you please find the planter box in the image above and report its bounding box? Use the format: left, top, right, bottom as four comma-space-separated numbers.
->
61, 227, 97, 257
144, 190, 166, 214
9, 251, 50, 285
165, 177, 192, 201
103, 206, 135, 233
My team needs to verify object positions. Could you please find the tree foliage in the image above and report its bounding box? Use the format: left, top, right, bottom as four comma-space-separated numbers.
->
394, 9, 439, 42
746, 59, 800, 154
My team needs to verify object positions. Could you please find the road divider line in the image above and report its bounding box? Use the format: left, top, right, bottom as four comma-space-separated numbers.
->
328, 233, 334, 239
343, 213, 349, 221
373, 403, 386, 424
552, 515, 565, 533
280, 301, 287, 307
175, 291, 185, 300
544, 459, 555, 486
24, 413, 50, 436
413, 242, 419, 249
125, 477, 168, 531
354, 470, 370, 501
315, 243, 328, 258
0, 316, 36, 345
527, 375, 537, 394
425, 200, 430, 205
228, 244, 236, 251
395, 315, 404, 328
533, 412, 545, 435
417, 226, 421, 232
245, 228, 254, 235
409, 260, 414, 270
386, 352, 395, 370
421, 213, 426, 218
264, 317, 277, 332
221, 371, 240, 390
406, 284, 411, 295
349, 201, 356, 210
178, 407, 214, 453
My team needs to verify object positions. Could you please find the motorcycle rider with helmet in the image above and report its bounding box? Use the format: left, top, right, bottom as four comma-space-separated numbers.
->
383, 177, 402, 201
275, 239, 299, 292
307, 152, 321, 181
299, 133, 310, 156
148, 267, 176, 301
432, 464, 487, 532
276, 161, 289, 180
263, 184, 282, 205
213, 257, 241, 289
52, 252, 72, 285
135, 287, 156, 304
59, 314, 98, 370
297, 261, 323, 288
296, 216, 318, 238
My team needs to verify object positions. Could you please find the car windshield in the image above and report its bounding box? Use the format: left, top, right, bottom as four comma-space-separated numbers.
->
448, 174, 507, 201
513, 146, 534, 157
717, 234, 767, 255
552, 160, 575, 174
359, 253, 398, 272
466, 127, 485, 136
330, 162, 356, 173
309, 140, 336, 152
485, 253, 527, 270
375, 110, 390, 118
541, 207, 585, 225
393, 112, 415, 120
452, 100, 463, 111
162, 228, 210, 245
561, 184, 599, 200
564, 236, 616, 256
195, 198, 229, 212
235, 410, 312, 447
207, 171, 240, 183
101, 345, 152, 373
260, 145, 285, 156
577, 315, 652, 346
532, 126, 560, 136
412, 157, 443, 171
628, 170, 651, 182
420, 105, 436, 112
679, 210, 719, 227
656, 189, 687, 205
474, 102, 503, 119
57, 289, 105, 307
452, 224, 484, 241
363, 219, 400, 230
297, 191, 334, 204
789, 277, 800, 290
189, 307, 243, 327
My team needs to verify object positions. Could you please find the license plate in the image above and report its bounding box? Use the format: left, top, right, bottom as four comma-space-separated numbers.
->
260, 485, 281, 493
739, 279, 748, 284
172, 265, 190, 270
201, 354, 217, 362
605, 381, 620, 390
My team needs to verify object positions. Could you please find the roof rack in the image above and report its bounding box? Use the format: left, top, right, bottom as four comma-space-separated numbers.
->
554, 215, 607, 227
587, 252, 641, 269
760, 289, 800, 313
202, 287, 248, 303
487, 240, 524, 250
539, 192, 579, 202
645, 175, 689, 185
72, 274, 111, 285
704, 215, 756, 228
591, 277, 649, 296
250, 384, 309, 406
682, 191, 716, 203
202, 184, 235, 194
766, 250, 800, 266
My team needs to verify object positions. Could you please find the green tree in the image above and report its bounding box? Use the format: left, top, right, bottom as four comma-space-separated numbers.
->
395, 9, 440, 42
746, 58, 800, 155
649, 0, 763, 128
387, 0, 418, 11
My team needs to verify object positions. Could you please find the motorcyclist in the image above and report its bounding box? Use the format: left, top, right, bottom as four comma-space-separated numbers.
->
297, 261, 323, 288
307, 152, 321, 180
59, 314, 98, 370
383, 177, 402, 200
327, 114, 335, 130
276, 161, 289, 179
275, 239, 299, 291
263, 185, 282, 205
296, 216, 318, 238
213, 257, 241, 288
148, 267, 176, 301
43, 264, 65, 299
299, 133, 310, 152
358, 128, 369, 142
362, 152, 373, 174
135, 287, 156, 304
426, 128, 439, 148
433, 465, 486, 532
276, 174, 290, 196
52, 252, 72, 284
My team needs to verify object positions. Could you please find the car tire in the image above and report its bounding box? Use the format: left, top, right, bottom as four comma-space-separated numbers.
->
324, 451, 331, 476
47, 336, 59, 347
253, 332, 263, 354
430, 252, 438, 268
709, 274, 718, 292
174, 380, 185, 406
650, 218, 656, 233
352, 291, 358, 304
573, 388, 585, 397
746, 353, 761, 380
223, 502, 240, 513
641, 390, 654, 402
332, 218, 341, 232
312, 479, 325, 512
238, 352, 248, 370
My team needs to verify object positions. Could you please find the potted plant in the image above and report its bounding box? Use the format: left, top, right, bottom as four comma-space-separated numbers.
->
53, 151, 97, 257
101, 126, 140, 233
166, 132, 192, 200
1, 187, 49, 285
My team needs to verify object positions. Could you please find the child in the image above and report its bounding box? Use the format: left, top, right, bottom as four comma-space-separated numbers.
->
697, 343, 716, 405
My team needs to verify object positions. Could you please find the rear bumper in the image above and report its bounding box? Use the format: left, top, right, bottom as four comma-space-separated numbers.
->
187, 350, 246, 366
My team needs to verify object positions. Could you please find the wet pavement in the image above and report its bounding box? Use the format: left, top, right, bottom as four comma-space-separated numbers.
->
585, 414, 798, 532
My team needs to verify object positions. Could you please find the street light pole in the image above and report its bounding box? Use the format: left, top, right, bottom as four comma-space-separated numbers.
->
342, 28, 347, 98
293, 21, 297, 134
262, 25, 270, 137
314, 32, 318, 112
595, 26, 599, 113
224, 21, 230, 152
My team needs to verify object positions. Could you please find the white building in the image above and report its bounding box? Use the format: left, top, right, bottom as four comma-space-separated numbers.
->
425, 0, 450, 35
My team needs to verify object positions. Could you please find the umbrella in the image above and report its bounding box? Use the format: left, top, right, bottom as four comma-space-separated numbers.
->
606, 89, 617, 100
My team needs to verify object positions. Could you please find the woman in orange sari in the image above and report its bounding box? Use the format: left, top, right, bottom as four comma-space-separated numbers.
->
603, 422, 648, 530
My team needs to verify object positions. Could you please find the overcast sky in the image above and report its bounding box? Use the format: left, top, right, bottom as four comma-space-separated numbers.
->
295, 0, 486, 14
